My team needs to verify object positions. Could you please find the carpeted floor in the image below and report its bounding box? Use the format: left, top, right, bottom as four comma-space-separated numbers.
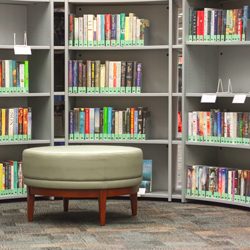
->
0, 199, 249, 250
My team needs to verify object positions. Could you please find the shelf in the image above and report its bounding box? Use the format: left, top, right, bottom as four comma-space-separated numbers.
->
54, 46, 65, 50
0, 45, 50, 50
69, 45, 169, 50
54, 92, 65, 96
172, 93, 182, 97
69, 139, 169, 145
186, 141, 250, 149
0, 93, 50, 97
186, 41, 250, 46
0, 194, 27, 200
186, 93, 250, 98
69, 93, 169, 97
173, 44, 183, 49
138, 190, 169, 199
69, 0, 168, 5
172, 140, 182, 145
186, 196, 250, 209
54, 138, 65, 143
0, 140, 51, 146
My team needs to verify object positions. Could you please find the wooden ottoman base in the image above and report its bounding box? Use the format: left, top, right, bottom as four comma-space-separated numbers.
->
27, 185, 138, 226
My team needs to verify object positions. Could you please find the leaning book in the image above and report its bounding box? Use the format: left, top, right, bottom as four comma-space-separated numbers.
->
139, 159, 152, 195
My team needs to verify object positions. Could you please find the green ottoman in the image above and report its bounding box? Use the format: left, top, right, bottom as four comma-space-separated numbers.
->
22, 145, 143, 225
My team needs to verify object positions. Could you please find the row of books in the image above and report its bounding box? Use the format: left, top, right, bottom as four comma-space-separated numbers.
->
139, 159, 152, 195
69, 107, 150, 140
0, 60, 29, 93
188, 6, 250, 42
69, 60, 142, 94
69, 13, 150, 47
188, 111, 250, 144
0, 161, 26, 195
187, 165, 250, 204
0, 108, 32, 141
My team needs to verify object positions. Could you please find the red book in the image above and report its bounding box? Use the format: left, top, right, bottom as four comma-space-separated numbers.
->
105, 14, 111, 41
85, 108, 90, 134
200, 10, 204, 38
130, 108, 134, 135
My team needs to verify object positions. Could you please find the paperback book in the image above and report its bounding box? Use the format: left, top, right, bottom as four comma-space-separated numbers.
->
139, 159, 153, 194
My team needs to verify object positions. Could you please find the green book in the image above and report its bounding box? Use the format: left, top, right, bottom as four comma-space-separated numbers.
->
120, 13, 126, 45
14, 161, 18, 189
103, 107, 108, 134
24, 61, 29, 92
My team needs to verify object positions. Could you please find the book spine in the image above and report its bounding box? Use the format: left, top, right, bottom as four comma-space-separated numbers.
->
103, 107, 108, 134
105, 14, 111, 44
121, 61, 126, 87
89, 108, 95, 134
126, 62, 133, 87
24, 61, 29, 92
74, 17, 79, 46
85, 108, 90, 134
94, 108, 100, 134
69, 14, 74, 46
108, 107, 112, 134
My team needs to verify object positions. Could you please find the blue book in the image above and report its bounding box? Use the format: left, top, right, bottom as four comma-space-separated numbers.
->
217, 111, 221, 137
101, 14, 105, 42
139, 160, 152, 193
108, 107, 112, 134
73, 60, 78, 89
79, 108, 85, 135
111, 14, 117, 41
134, 110, 138, 134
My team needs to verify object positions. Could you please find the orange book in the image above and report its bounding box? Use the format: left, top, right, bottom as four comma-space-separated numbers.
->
18, 108, 23, 135
130, 108, 134, 135
23, 108, 28, 136
113, 62, 117, 88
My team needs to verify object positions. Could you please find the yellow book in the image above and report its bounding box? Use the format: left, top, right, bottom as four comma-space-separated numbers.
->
125, 16, 130, 42
0, 163, 3, 190
2, 108, 5, 136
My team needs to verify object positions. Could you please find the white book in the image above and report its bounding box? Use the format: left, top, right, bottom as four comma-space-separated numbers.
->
87, 14, 94, 44
108, 61, 114, 88
116, 14, 120, 43
74, 17, 79, 46
93, 17, 97, 43
136, 18, 140, 42
228, 170, 232, 195
116, 61, 121, 88
204, 8, 208, 37
132, 16, 137, 43
100, 64, 106, 88
90, 108, 95, 134
11, 163, 14, 189
96, 14, 101, 43
211, 10, 215, 36
19, 64, 24, 88
188, 112, 193, 137
94, 108, 100, 133
5, 60, 10, 88
118, 110, 123, 135
115, 111, 119, 134
125, 16, 130, 41
78, 17, 83, 46
240, 171, 245, 196
83, 15, 88, 45
105, 61, 109, 87
129, 13, 134, 41
8, 108, 14, 137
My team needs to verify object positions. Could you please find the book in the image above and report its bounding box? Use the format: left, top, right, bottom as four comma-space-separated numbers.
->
69, 13, 150, 47
139, 160, 153, 194
69, 107, 150, 140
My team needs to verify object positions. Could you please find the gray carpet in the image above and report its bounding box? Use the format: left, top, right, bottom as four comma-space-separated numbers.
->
0, 199, 249, 250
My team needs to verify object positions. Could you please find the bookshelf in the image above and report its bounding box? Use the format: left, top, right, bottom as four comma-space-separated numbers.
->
0, 0, 184, 201
182, 0, 250, 207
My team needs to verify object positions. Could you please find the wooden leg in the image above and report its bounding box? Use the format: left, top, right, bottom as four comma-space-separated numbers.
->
27, 187, 35, 222
130, 193, 137, 216
63, 198, 69, 212
98, 190, 107, 226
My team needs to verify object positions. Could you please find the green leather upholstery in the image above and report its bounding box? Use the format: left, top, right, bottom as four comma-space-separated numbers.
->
23, 145, 143, 189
